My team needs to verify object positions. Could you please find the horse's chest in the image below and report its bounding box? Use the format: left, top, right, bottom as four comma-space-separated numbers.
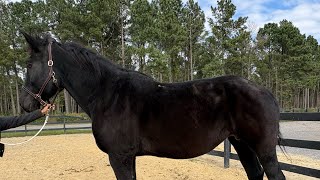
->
91, 115, 139, 153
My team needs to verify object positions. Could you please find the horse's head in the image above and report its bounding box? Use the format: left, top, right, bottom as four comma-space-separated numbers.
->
19, 32, 61, 112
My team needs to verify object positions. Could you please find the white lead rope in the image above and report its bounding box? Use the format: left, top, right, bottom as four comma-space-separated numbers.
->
0, 114, 49, 146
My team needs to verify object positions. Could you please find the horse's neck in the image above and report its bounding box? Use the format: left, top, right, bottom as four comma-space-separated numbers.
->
61, 71, 95, 116
54, 47, 117, 116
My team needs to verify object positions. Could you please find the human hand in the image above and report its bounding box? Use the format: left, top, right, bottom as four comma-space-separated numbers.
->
41, 104, 52, 115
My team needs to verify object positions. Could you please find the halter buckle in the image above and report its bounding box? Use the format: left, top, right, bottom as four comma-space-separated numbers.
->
35, 94, 41, 100
48, 60, 53, 66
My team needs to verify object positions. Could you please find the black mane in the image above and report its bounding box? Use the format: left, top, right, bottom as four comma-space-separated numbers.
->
58, 41, 151, 80
60, 42, 120, 78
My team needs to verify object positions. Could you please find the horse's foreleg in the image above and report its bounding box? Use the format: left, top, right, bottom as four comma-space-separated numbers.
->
228, 137, 264, 180
109, 153, 136, 180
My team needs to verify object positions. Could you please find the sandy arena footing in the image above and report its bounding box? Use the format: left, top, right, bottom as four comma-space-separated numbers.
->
0, 134, 319, 180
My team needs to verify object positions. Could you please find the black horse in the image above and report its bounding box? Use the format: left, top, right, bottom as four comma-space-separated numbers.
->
19, 33, 285, 180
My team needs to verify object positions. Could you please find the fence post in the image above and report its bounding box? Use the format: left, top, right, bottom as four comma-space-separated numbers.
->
224, 139, 231, 168
25, 125, 27, 136
63, 117, 66, 134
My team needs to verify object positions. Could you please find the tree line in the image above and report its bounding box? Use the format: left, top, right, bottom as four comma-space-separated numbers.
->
0, 0, 319, 115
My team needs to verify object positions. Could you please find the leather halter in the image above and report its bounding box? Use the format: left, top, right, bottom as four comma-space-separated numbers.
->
22, 41, 59, 107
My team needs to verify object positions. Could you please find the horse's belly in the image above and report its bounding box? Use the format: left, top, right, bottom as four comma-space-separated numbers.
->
141, 127, 229, 159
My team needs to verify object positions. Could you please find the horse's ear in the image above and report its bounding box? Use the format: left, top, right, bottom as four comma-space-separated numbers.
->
21, 31, 40, 53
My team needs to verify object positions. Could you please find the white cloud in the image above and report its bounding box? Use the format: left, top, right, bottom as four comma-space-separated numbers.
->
232, 0, 320, 41
265, 3, 320, 37
197, 0, 320, 42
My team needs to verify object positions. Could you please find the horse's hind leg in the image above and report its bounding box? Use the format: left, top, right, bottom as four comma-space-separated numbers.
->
109, 153, 136, 180
254, 141, 285, 180
228, 137, 264, 180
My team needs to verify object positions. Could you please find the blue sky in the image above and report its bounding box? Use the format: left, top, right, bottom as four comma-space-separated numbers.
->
193, 0, 320, 42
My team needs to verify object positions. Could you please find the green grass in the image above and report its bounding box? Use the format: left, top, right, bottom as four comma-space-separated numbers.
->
1, 129, 92, 138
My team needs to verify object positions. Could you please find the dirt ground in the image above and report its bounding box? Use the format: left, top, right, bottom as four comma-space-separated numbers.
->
0, 134, 319, 180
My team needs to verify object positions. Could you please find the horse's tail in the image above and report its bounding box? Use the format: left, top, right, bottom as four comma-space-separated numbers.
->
278, 130, 291, 161
277, 132, 286, 154
267, 89, 291, 160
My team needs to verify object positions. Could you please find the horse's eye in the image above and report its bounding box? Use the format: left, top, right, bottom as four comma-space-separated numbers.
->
27, 62, 32, 69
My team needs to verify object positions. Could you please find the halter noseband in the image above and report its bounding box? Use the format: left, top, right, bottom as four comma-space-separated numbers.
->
22, 40, 59, 107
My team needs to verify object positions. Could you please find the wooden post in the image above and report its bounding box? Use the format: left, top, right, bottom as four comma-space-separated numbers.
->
224, 139, 231, 168
25, 125, 27, 136
63, 117, 66, 134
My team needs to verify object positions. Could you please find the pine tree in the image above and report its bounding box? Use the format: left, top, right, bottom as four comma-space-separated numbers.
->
207, 0, 249, 76
182, 0, 205, 80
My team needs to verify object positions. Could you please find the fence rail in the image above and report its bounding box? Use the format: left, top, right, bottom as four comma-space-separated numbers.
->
280, 138, 320, 150
1, 115, 91, 136
280, 112, 320, 121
